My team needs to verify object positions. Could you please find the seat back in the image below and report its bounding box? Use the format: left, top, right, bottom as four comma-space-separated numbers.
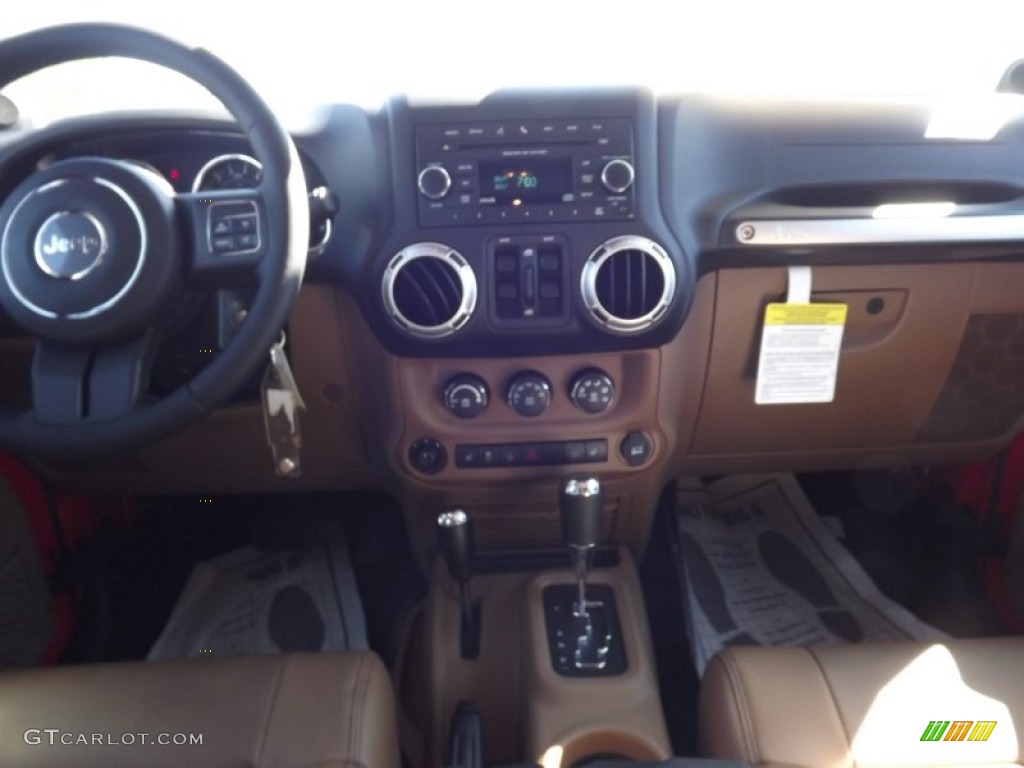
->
699, 638, 1024, 768
0, 651, 399, 767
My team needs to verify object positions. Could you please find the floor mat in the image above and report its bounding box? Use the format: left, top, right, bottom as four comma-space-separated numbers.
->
676, 474, 946, 674
148, 520, 366, 660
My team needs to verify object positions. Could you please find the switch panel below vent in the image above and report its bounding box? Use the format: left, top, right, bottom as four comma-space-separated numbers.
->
490, 235, 569, 326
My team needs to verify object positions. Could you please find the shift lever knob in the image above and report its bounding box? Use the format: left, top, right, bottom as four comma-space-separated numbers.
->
560, 476, 603, 550
437, 508, 474, 583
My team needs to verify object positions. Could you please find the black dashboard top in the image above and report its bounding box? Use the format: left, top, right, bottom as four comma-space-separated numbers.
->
6, 87, 1024, 359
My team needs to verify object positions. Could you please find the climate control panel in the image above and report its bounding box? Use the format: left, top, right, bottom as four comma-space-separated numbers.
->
441, 367, 615, 418
399, 350, 662, 477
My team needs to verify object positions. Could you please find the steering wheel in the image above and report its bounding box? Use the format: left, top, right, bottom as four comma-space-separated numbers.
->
0, 23, 309, 456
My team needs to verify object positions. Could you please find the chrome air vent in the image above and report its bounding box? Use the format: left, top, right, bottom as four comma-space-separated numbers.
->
382, 243, 477, 338
581, 235, 676, 334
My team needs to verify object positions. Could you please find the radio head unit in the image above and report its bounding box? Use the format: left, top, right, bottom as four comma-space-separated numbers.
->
415, 118, 635, 227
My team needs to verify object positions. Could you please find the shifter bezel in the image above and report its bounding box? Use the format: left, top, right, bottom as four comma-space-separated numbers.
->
542, 583, 628, 677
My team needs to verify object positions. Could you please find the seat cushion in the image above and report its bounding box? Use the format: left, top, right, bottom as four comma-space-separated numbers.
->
0, 651, 399, 768
699, 638, 1024, 768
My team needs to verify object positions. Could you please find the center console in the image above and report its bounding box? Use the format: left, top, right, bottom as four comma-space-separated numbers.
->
356, 91, 688, 765
396, 476, 672, 768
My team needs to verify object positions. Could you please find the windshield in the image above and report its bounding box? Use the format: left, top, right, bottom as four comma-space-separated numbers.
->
4, 0, 1024, 123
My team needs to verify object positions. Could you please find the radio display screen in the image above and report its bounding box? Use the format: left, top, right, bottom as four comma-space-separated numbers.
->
478, 158, 573, 205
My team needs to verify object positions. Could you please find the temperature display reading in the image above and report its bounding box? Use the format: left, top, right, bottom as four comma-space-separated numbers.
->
478, 158, 573, 206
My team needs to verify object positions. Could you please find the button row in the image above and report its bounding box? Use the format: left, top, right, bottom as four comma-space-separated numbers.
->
211, 232, 260, 254
210, 214, 257, 235
432, 118, 629, 145
454, 439, 608, 469
421, 203, 632, 228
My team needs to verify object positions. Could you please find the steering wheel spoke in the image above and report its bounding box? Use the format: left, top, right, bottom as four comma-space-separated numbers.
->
177, 190, 269, 277
30, 331, 158, 426
30, 343, 91, 424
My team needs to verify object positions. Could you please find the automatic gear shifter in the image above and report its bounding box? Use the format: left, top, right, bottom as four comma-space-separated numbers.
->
560, 476, 603, 618
553, 475, 620, 672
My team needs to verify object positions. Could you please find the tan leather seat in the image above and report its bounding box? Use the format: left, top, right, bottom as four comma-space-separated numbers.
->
700, 638, 1024, 768
0, 651, 399, 767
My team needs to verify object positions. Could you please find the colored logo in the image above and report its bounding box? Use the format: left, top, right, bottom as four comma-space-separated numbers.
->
921, 721, 997, 742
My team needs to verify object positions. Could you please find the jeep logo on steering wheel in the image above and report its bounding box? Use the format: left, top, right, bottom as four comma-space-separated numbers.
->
33, 211, 107, 281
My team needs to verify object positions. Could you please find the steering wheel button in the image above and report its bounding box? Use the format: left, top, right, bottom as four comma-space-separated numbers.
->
212, 236, 236, 253
211, 218, 232, 236
233, 215, 257, 233
236, 233, 259, 251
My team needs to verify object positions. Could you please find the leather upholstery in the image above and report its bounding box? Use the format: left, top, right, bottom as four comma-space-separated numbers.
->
0, 651, 399, 767
700, 638, 1024, 768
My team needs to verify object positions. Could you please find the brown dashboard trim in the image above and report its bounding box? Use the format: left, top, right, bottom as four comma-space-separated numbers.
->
30, 262, 1024, 568
681, 262, 1024, 474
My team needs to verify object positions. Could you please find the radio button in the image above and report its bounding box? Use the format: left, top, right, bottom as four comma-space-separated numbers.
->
418, 165, 452, 200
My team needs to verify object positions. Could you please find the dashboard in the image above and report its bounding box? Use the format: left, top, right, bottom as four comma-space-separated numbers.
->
7, 87, 1024, 553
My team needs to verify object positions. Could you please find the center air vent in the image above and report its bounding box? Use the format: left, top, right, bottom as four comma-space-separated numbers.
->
581, 235, 676, 334
382, 242, 478, 338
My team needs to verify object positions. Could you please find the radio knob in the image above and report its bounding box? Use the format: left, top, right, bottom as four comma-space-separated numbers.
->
417, 165, 452, 200
600, 158, 635, 194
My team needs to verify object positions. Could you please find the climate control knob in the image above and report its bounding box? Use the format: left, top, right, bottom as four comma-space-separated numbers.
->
417, 165, 452, 200
569, 368, 615, 414
443, 374, 489, 419
506, 371, 552, 418
600, 158, 635, 194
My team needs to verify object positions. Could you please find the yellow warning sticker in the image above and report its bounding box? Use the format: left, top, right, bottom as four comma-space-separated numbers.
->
756, 302, 848, 405
764, 303, 848, 326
